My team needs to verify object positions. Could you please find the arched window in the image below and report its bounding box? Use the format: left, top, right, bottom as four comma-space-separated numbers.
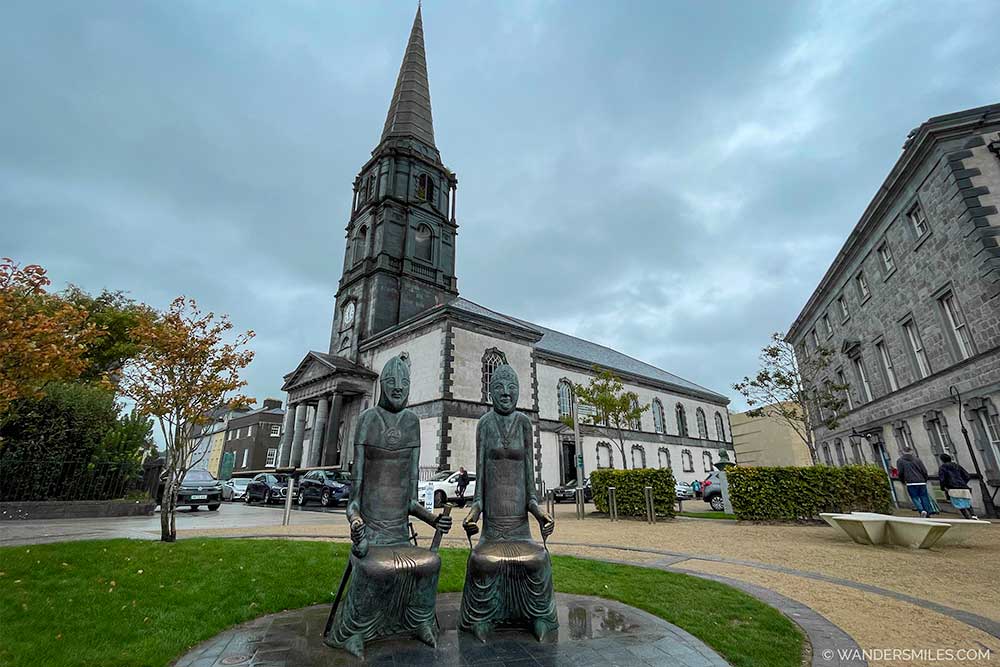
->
696, 408, 708, 439
417, 173, 435, 203
676, 403, 689, 437
596, 442, 614, 469
414, 224, 433, 262
631, 444, 646, 469
681, 449, 694, 472
702, 450, 714, 472
481, 348, 507, 402
714, 412, 725, 441
557, 379, 573, 420
834, 439, 846, 466
367, 173, 377, 200
821, 442, 833, 465
658, 447, 671, 469
629, 396, 641, 430
652, 399, 665, 434
850, 439, 865, 464
353, 226, 368, 264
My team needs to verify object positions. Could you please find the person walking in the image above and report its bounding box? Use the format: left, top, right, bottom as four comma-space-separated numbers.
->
456, 466, 470, 501
895, 449, 933, 517
937, 453, 977, 520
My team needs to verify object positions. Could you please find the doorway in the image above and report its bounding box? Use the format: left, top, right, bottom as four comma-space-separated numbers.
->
560, 438, 576, 485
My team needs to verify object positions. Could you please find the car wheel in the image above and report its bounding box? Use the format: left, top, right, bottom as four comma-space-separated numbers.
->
297, 491, 307, 506
320, 489, 332, 508
264, 490, 273, 505
709, 495, 724, 512
244, 492, 251, 504
434, 491, 446, 508
208, 503, 220, 511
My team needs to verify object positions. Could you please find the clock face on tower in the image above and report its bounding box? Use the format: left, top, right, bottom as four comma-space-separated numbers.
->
342, 301, 356, 327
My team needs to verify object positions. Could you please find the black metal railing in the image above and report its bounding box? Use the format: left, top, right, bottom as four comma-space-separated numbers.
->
0, 459, 147, 502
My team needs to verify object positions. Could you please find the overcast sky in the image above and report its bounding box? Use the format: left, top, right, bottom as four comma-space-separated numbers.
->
4, 0, 999, 412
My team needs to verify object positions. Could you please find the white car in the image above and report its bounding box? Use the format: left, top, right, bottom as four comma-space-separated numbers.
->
418, 470, 477, 507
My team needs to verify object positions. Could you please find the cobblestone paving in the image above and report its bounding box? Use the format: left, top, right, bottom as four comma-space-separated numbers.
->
172, 593, 730, 667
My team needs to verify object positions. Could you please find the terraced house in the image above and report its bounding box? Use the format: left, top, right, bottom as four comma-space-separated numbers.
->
274, 7, 733, 490
788, 104, 1000, 517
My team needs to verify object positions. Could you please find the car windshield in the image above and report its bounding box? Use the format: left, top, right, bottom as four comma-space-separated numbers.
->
430, 471, 453, 481
183, 470, 215, 482
562, 479, 577, 488
231, 479, 250, 487
272, 474, 288, 483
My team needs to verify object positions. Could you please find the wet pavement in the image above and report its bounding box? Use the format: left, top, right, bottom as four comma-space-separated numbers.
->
173, 592, 729, 667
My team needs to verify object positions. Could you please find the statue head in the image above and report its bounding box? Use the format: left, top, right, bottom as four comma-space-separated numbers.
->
489, 364, 519, 415
378, 352, 411, 413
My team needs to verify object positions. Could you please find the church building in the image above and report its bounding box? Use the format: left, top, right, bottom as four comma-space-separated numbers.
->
275, 7, 733, 489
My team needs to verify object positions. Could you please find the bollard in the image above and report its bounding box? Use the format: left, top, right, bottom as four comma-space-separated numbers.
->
608, 486, 618, 522
644, 486, 655, 524
282, 475, 296, 526
576, 487, 584, 520
546, 489, 555, 518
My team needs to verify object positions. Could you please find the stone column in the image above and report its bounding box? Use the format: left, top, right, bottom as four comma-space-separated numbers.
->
276, 401, 296, 467
289, 403, 308, 469
322, 393, 344, 467
308, 396, 330, 467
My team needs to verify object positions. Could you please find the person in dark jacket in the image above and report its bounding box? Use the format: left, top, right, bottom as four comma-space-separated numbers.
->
456, 467, 470, 500
895, 450, 934, 517
937, 453, 977, 519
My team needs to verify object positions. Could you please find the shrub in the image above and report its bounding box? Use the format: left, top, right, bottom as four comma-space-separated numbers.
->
727, 464, 892, 521
590, 467, 676, 518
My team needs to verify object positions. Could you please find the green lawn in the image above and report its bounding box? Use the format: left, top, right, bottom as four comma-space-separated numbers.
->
678, 511, 739, 520
0, 539, 802, 667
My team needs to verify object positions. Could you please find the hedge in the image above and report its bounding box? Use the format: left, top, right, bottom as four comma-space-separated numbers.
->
726, 464, 892, 521
590, 467, 676, 518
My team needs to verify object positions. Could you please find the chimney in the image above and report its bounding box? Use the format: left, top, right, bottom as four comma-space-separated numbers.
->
262, 398, 282, 410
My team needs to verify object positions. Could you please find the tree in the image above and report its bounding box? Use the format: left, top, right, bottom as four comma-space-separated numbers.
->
562, 368, 649, 470
733, 332, 847, 466
119, 297, 254, 542
60, 285, 153, 386
0, 259, 102, 419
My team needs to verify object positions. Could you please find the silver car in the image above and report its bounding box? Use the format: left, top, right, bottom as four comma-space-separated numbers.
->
222, 478, 250, 501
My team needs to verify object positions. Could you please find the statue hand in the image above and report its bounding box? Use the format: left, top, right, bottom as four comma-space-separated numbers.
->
463, 511, 480, 537
539, 513, 555, 538
435, 513, 453, 533
350, 518, 366, 545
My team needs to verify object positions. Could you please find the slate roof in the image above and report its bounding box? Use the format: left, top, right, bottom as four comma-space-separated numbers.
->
381, 6, 436, 149
448, 297, 728, 403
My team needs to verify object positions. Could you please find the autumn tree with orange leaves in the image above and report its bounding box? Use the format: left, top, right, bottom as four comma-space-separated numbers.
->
0, 258, 103, 422
119, 297, 255, 542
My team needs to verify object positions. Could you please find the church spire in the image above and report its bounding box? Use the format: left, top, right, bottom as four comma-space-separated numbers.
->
380, 5, 436, 149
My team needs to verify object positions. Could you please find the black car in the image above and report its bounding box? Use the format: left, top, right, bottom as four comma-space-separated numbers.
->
552, 478, 592, 503
297, 470, 351, 507
175, 469, 223, 510
245, 473, 291, 505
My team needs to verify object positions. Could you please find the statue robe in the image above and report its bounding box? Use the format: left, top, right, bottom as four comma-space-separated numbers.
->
460, 410, 558, 632
325, 405, 441, 647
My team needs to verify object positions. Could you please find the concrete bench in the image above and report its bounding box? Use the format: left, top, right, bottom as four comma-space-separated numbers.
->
849, 512, 991, 545
819, 512, 954, 549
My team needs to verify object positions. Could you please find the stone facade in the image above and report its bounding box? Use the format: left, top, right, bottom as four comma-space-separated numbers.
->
275, 7, 732, 490
787, 104, 1000, 516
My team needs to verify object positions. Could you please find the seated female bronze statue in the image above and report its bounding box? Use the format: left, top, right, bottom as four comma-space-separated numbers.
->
461, 364, 558, 642
324, 353, 452, 657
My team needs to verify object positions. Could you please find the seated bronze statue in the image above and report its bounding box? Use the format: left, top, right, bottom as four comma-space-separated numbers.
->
460, 364, 558, 642
324, 353, 452, 657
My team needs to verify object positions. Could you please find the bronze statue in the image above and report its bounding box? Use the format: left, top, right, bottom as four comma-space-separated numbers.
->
460, 364, 558, 642
324, 353, 452, 657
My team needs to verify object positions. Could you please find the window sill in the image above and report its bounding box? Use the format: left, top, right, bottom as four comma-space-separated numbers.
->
882, 266, 897, 282
841, 315, 851, 326
913, 230, 932, 252
860, 294, 872, 307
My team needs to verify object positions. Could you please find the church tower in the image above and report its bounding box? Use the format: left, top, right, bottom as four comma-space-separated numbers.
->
329, 6, 459, 359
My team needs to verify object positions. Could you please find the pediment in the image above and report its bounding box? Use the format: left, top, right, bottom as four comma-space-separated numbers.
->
281, 353, 337, 391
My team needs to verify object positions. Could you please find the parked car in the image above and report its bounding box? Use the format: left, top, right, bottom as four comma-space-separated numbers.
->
297, 470, 351, 507
245, 473, 291, 505
176, 469, 222, 510
552, 478, 592, 503
701, 470, 724, 511
675, 481, 694, 501
417, 470, 477, 507
222, 478, 250, 501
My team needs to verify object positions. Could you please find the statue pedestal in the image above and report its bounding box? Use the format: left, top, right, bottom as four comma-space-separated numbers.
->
174, 592, 728, 666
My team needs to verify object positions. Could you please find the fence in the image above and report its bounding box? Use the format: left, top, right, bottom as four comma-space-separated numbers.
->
0, 459, 147, 502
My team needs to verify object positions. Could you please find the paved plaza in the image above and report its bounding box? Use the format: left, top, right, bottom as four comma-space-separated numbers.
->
4, 502, 998, 666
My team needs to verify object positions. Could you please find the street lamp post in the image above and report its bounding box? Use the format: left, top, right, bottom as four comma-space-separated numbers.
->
853, 428, 897, 508
949, 386, 997, 519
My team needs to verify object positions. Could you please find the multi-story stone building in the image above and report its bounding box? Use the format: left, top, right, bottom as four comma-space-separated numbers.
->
275, 7, 734, 489
787, 103, 1000, 516
223, 399, 285, 474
